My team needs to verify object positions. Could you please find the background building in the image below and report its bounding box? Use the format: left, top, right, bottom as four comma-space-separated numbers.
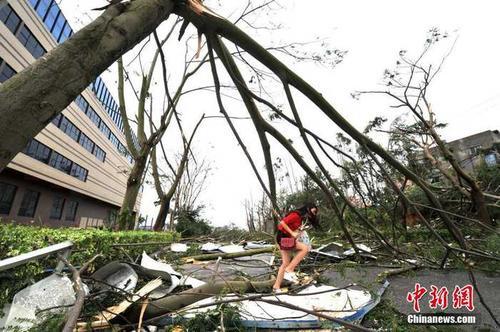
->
0, 0, 140, 227
443, 130, 500, 172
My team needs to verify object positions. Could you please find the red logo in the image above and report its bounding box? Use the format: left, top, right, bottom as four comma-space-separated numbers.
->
452, 285, 474, 311
429, 285, 449, 310
406, 284, 474, 312
407, 283, 427, 312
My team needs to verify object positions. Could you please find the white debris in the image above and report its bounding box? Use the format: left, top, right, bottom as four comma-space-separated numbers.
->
149, 276, 180, 299
268, 255, 276, 266
171, 243, 188, 252
141, 252, 182, 277
179, 283, 384, 328
201, 242, 222, 252
218, 244, 245, 253
140, 252, 204, 293
4, 274, 76, 330
179, 276, 206, 288
91, 262, 138, 294
244, 241, 274, 250
344, 244, 373, 256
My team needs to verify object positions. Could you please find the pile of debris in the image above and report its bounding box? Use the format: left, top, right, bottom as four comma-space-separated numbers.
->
0, 240, 388, 331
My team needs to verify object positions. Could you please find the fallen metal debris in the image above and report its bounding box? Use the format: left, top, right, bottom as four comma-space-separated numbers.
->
171, 243, 189, 252
0, 241, 73, 274
244, 241, 274, 250
4, 274, 76, 330
174, 281, 390, 329
140, 252, 205, 295
141, 252, 182, 278
311, 242, 346, 260
313, 242, 377, 260
200, 242, 222, 252
344, 243, 373, 256
0, 241, 76, 330
218, 244, 245, 253
91, 261, 138, 294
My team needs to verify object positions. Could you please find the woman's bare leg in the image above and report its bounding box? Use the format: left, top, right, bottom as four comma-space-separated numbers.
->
273, 249, 292, 289
285, 241, 309, 273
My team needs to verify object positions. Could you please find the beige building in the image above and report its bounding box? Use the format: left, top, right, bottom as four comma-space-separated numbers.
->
0, 0, 141, 227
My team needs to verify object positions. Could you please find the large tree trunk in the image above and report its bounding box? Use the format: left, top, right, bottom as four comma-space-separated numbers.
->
128, 279, 275, 321
0, 0, 175, 171
153, 195, 170, 231
119, 154, 148, 230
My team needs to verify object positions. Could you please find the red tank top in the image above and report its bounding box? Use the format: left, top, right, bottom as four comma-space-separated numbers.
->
277, 211, 302, 235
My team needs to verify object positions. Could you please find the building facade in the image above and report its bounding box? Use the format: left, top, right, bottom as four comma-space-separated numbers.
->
0, 0, 140, 227
444, 130, 500, 173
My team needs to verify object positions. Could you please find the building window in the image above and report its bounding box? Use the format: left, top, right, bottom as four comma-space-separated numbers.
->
58, 23, 72, 43
109, 133, 119, 148
51, 113, 62, 127
18, 190, 40, 217
93, 145, 106, 162
484, 153, 497, 166
33, 0, 52, 20
49, 196, 65, 219
54, 114, 102, 162
75, 95, 89, 112
117, 143, 128, 156
86, 106, 101, 127
23, 139, 88, 181
70, 164, 88, 182
65, 200, 78, 221
0, 59, 16, 83
17, 25, 45, 58
49, 152, 72, 174
468, 145, 481, 156
51, 11, 65, 37
0, 182, 17, 215
43, 2, 59, 31
28, 0, 39, 8
99, 121, 111, 138
0, 5, 21, 34
78, 132, 95, 154
59, 117, 81, 141
24, 139, 51, 164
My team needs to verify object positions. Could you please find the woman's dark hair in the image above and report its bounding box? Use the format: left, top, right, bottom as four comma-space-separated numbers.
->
295, 203, 319, 229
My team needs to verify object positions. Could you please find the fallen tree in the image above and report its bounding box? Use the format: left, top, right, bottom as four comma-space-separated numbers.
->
127, 278, 275, 320
184, 246, 274, 262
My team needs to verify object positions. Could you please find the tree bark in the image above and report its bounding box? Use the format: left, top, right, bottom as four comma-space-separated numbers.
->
185, 246, 274, 262
119, 154, 148, 229
128, 278, 275, 321
0, 0, 175, 171
153, 195, 171, 231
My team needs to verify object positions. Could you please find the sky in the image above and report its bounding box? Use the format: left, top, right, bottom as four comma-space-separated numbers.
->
59, 0, 500, 228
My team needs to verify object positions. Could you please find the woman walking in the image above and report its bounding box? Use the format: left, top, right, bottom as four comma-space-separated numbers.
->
273, 203, 319, 291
